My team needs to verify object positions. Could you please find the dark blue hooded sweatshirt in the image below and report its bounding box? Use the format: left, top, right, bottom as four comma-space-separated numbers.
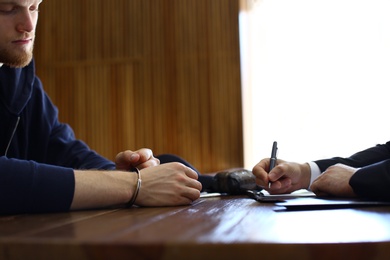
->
0, 60, 115, 214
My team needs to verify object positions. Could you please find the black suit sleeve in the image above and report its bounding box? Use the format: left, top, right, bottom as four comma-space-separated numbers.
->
349, 160, 390, 200
314, 141, 390, 200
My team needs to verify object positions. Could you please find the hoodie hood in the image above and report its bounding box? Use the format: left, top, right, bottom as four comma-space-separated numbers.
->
0, 60, 35, 116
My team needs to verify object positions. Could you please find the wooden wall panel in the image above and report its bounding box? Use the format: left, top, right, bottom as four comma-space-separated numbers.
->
34, 0, 243, 173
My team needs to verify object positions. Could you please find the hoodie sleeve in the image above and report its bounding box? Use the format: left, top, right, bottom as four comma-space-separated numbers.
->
31, 76, 116, 170
0, 157, 75, 214
47, 119, 116, 170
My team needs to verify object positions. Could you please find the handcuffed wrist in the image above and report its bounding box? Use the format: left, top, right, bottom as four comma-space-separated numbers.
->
126, 167, 142, 207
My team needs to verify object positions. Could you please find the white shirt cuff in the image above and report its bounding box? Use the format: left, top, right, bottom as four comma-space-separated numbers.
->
307, 161, 321, 189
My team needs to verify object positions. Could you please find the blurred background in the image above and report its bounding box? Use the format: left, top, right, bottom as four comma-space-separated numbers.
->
35, 0, 243, 174
35, 0, 390, 174
240, 0, 390, 167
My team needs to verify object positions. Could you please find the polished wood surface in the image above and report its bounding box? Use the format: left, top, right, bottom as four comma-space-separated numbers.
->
34, 0, 243, 173
1, 195, 390, 259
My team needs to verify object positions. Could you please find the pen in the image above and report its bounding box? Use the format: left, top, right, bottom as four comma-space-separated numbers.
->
269, 141, 278, 188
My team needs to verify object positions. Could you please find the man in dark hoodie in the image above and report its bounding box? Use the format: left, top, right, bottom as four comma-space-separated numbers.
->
0, 0, 203, 214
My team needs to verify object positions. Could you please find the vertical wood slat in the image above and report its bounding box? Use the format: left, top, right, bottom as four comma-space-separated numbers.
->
34, 0, 243, 173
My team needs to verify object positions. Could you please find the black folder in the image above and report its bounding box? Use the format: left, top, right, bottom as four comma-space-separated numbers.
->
248, 189, 390, 211
275, 197, 390, 211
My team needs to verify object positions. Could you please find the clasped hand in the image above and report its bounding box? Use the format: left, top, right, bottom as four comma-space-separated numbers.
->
115, 148, 202, 206
115, 148, 160, 170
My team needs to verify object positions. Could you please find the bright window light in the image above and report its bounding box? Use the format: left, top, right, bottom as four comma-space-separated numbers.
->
240, 0, 390, 169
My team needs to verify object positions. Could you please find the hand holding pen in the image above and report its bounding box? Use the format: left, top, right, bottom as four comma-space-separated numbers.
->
268, 141, 278, 188
252, 143, 310, 193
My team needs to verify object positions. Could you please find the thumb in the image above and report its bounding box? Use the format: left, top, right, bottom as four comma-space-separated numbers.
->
268, 165, 285, 182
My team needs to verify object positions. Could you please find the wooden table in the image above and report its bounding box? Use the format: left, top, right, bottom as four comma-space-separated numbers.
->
1, 195, 390, 260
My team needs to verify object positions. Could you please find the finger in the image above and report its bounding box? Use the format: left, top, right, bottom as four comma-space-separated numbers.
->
252, 159, 270, 174
137, 148, 154, 164
181, 186, 201, 202
268, 179, 292, 194
252, 161, 270, 187
311, 187, 329, 197
115, 151, 125, 164
115, 150, 139, 170
267, 181, 280, 191
187, 187, 201, 201
268, 164, 289, 182
135, 158, 160, 169
255, 179, 268, 189
168, 187, 200, 206
118, 150, 139, 163
188, 178, 202, 191
272, 177, 292, 189
309, 181, 327, 196
183, 166, 199, 180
